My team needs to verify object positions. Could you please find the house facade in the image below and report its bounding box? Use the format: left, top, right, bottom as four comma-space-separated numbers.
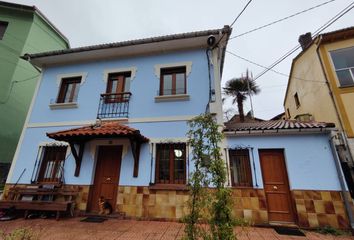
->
4, 27, 231, 219
0, 1, 69, 184
284, 27, 354, 196
224, 120, 353, 229
2, 25, 353, 229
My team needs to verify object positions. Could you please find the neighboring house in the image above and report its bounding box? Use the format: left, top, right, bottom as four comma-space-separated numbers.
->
3, 27, 231, 219
224, 119, 353, 229
0, 1, 69, 184
284, 27, 354, 196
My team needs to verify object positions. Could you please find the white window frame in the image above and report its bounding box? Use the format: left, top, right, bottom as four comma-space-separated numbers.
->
50, 72, 88, 109
154, 61, 192, 102
329, 46, 354, 88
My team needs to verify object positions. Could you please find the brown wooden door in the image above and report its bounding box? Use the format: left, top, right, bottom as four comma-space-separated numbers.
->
259, 149, 295, 223
88, 146, 122, 213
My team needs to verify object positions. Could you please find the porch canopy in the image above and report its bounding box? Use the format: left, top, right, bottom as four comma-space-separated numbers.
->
47, 121, 149, 177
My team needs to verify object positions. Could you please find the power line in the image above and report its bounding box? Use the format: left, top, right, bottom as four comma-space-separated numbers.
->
230, 0, 254, 27
226, 50, 326, 83
230, 0, 336, 39
213, 0, 254, 48
0, 75, 40, 104
253, 1, 354, 81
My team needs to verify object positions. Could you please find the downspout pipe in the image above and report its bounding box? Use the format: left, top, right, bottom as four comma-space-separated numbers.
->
329, 134, 354, 231
315, 36, 354, 164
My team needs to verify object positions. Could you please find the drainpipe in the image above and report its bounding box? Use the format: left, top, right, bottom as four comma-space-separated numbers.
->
315, 36, 354, 165
329, 133, 354, 231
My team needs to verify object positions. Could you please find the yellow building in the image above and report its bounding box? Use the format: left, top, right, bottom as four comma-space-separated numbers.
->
284, 27, 354, 191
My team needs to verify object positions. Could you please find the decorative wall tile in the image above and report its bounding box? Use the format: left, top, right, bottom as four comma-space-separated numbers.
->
293, 190, 352, 229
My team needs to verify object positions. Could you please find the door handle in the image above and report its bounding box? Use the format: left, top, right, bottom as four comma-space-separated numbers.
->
106, 177, 111, 181
273, 186, 278, 190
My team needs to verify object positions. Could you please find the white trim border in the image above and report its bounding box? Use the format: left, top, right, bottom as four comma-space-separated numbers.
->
154, 61, 192, 78
56, 72, 88, 86
102, 67, 137, 83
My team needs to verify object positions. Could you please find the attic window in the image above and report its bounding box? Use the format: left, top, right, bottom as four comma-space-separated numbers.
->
0, 21, 9, 40
294, 92, 300, 108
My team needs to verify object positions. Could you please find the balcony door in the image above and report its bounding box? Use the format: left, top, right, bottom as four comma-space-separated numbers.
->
106, 72, 130, 103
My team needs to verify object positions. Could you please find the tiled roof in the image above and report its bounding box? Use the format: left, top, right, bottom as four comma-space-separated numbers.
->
224, 120, 335, 132
23, 26, 231, 59
47, 121, 149, 142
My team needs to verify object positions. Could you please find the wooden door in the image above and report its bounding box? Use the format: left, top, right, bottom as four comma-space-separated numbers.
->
88, 146, 122, 213
259, 149, 295, 223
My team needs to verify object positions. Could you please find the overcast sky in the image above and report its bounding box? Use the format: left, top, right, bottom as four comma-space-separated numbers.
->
9, 0, 354, 119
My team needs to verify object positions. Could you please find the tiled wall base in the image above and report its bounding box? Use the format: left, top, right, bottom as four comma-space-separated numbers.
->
293, 190, 352, 229
3, 184, 352, 229
116, 186, 189, 220
232, 188, 268, 225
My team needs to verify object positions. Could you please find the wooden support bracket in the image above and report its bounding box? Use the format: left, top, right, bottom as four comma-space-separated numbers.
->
69, 142, 85, 177
130, 138, 141, 178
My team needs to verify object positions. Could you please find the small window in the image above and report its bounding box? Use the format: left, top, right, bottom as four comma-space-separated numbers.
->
57, 77, 81, 103
287, 108, 291, 119
37, 146, 67, 183
105, 72, 131, 103
156, 143, 186, 184
229, 149, 253, 187
330, 47, 354, 87
0, 21, 8, 40
294, 92, 300, 108
160, 67, 186, 96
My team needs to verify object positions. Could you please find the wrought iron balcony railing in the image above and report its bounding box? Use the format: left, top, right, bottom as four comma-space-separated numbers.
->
97, 92, 132, 119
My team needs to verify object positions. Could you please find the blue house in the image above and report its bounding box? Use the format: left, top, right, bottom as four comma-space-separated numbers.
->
2, 26, 353, 229
3, 26, 231, 219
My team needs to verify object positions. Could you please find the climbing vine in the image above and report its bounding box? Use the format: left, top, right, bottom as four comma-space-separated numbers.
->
183, 114, 236, 240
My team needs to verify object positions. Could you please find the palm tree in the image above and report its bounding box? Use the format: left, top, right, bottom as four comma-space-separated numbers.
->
223, 73, 260, 122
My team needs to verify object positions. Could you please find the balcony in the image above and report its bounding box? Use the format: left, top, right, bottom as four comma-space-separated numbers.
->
97, 92, 132, 119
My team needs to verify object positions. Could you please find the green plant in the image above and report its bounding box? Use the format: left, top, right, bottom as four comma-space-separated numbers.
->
223, 71, 260, 122
0, 228, 38, 240
183, 114, 236, 240
316, 225, 346, 236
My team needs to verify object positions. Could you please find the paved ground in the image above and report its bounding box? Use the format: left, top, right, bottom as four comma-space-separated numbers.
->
0, 218, 353, 240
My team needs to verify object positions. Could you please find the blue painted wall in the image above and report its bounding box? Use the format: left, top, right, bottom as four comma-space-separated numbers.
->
9, 121, 191, 185
29, 49, 209, 123
226, 134, 341, 191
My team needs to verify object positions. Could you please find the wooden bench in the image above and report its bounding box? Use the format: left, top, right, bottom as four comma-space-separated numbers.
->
0, 186, 79, 220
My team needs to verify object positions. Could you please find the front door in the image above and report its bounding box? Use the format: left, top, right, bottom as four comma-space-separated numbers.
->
88, 145, 122, 213
259, 149, 295, 223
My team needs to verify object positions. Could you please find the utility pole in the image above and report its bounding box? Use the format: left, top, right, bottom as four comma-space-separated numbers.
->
246, 69, 255, 119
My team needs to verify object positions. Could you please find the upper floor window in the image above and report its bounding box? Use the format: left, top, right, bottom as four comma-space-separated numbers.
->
229, 149, 253, 187
294, 92, 300, 108
57, 76, 81, 103
330, 47, 354, 87
105, 72, 131, 102
37, 146, 67, 183
160, 67, 186, 96
0, 21, 8, 40
155, 143, 186, 185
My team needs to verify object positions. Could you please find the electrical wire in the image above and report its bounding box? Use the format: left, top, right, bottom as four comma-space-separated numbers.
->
213, 0, 254, 49
0, 74, 40, 104
226, 50, 326, 83
253, 1, 354, 81
230, 0, 254, 27
230, 0, 336, 39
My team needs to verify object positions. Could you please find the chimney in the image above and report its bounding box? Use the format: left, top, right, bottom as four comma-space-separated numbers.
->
298, 32, 312, 50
